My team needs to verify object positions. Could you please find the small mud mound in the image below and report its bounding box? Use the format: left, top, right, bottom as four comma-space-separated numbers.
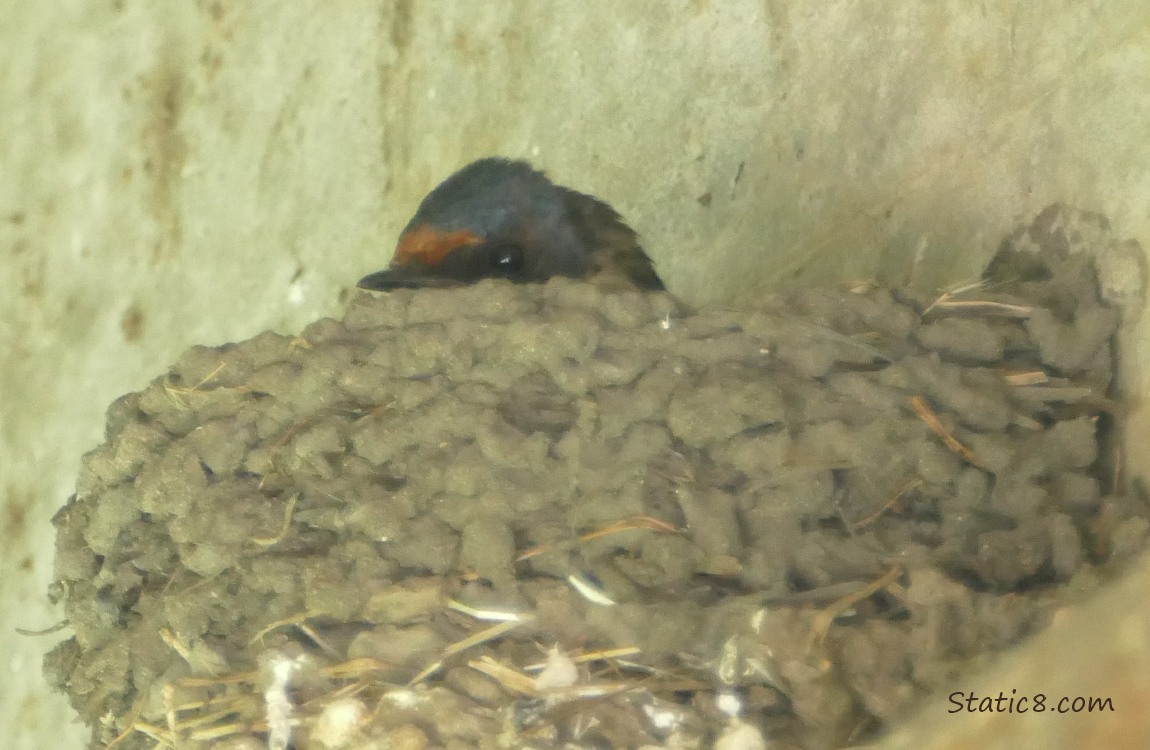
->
46, 206, 1147, 749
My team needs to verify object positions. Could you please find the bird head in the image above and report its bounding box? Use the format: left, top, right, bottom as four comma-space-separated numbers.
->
357, 158, 662, 291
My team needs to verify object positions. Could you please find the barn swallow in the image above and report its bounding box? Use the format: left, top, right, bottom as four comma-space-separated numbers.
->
357, 158, 664, 291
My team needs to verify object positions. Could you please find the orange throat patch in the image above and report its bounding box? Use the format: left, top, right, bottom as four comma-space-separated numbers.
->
393, 224, 483, 267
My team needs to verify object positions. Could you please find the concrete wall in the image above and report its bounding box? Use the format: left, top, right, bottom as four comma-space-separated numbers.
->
3, 2, 1148, 746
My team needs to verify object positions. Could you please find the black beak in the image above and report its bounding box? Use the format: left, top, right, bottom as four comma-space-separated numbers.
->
357, 268, 458, 291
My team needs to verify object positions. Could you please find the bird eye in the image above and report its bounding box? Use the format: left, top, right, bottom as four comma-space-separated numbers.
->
487, 242, 525, 275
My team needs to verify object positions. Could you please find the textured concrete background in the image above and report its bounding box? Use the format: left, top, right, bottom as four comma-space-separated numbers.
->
2, 2, 1148, 747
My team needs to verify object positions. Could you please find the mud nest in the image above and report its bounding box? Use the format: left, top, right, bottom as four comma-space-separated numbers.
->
47, 205, 1149, 750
